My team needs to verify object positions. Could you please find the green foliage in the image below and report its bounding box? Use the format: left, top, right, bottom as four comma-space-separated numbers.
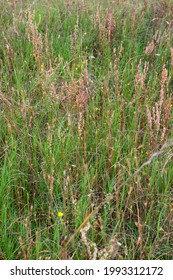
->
0, 0, 173, 260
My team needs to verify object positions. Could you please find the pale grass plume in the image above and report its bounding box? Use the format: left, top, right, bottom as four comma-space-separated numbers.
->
26, 9, 43, 69
105, 8, 115, 43
135, 59, 149, 91
80, 222, 121, 260
80, 222, 98, 260
146, 65, 169, 147
159, 65, 168, 108
145, 30, 159, 55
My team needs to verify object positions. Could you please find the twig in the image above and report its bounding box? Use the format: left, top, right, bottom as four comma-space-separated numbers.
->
132, 139, 173, 177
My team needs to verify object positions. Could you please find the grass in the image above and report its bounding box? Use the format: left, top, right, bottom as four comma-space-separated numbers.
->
0, 0, 173, 260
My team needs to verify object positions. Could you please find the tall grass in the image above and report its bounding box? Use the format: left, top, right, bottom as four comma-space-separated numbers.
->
0, 0, 173, 259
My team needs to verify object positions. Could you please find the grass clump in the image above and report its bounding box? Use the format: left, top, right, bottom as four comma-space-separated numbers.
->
0, 0, 173, 260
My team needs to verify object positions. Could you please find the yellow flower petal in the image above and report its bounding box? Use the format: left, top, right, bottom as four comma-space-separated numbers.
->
58, 211, 63, 217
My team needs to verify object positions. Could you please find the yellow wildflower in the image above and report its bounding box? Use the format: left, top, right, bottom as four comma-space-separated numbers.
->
58, 211, 63, 217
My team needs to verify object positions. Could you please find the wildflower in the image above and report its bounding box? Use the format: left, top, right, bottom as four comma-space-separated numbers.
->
75, 67, 78, 71
58, 211, 63, 217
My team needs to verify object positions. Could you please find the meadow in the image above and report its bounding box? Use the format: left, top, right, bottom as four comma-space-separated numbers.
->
0, 0, 173, 259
